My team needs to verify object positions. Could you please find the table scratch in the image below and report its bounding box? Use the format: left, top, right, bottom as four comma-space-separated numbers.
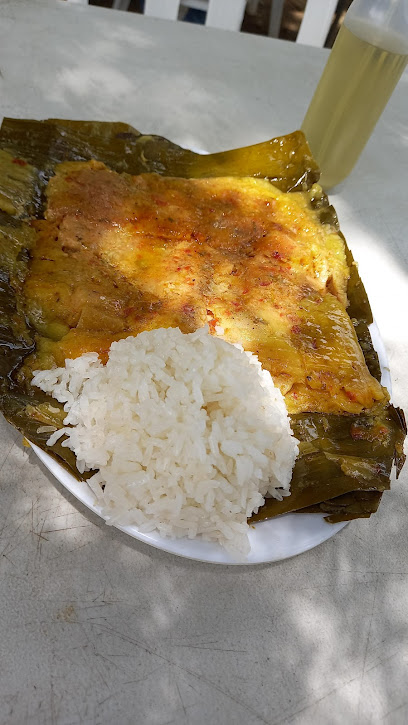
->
357, 574, 380, 718
382, 700, 408, 721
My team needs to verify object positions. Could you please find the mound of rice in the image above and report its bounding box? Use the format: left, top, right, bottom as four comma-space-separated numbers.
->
32, 327, 298, 556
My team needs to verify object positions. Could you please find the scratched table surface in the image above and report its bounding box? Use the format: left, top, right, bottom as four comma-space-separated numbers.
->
0, 1, 407, 723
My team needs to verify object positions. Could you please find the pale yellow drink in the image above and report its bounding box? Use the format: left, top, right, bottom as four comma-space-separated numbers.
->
301, 20, 408, 189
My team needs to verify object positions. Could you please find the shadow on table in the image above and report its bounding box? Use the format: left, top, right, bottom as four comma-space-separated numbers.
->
13, 5, 314, 148
1, 426, 407, 724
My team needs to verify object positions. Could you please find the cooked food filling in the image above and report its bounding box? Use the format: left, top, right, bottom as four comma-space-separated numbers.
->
23, 160, 384, 415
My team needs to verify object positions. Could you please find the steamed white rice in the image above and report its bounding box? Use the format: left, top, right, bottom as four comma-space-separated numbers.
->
32, 327, 298, 556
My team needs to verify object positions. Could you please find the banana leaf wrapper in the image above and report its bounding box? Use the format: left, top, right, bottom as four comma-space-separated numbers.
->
0, 118, 405, 524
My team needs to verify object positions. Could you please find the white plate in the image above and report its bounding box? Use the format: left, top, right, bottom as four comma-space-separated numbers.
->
30, 442, 347, 564
31, 322, 389, 565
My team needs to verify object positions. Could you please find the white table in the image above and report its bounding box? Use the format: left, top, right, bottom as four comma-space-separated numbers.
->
1, 2, 407, 723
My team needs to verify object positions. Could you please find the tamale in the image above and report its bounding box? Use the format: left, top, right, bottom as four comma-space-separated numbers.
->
0, 118, 405, 525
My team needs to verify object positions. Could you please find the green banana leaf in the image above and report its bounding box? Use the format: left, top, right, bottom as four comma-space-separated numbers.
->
0, 117, 405, 525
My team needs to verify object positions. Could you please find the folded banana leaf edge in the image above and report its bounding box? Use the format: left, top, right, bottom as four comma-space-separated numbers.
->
0, 118, 405, 524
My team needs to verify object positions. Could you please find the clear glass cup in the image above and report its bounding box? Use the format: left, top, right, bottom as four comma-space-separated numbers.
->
301, 0, 408, 189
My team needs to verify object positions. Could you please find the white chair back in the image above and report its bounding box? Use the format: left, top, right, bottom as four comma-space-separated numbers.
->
67, 0, 341, 46
268, 0, 340, 47
297, 0, 339, 47
112, 0, 247, 32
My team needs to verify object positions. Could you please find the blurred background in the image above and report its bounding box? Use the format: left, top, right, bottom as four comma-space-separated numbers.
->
89, 0, 353, 48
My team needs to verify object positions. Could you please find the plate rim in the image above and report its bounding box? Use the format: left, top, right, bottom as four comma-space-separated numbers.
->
30, 319, 388, 565
30, 441, 349, 565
